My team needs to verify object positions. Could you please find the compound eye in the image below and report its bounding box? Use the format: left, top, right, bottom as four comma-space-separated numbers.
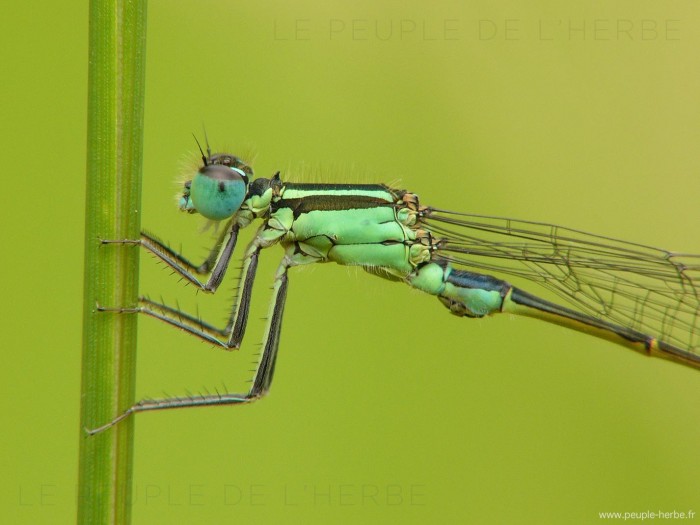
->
189, 164, 248, 220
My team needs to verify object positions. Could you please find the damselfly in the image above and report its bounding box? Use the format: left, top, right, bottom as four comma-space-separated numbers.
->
91, 145, 700, 433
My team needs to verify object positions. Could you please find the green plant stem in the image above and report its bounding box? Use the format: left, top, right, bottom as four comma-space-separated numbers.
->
78, 0, 147, 523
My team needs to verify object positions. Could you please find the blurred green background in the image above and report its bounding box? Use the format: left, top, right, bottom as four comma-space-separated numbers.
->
3, 1, 700, 523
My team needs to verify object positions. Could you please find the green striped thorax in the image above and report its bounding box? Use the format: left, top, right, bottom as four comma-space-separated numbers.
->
179, 153, 254, 220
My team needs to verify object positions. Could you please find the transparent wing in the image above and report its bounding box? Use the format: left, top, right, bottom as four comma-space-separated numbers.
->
422, 207, 700, 356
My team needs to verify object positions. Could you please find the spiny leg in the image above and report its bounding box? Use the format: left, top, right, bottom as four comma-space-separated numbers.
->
87, 255, 294, 435
217, 223, 287, 346
224, 237, 263, 346
102, 218, 239, 292
102, 230, 267, 350
251, 257, 289, 395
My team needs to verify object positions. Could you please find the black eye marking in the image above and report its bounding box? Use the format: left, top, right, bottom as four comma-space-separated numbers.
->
218, 181, 226, 192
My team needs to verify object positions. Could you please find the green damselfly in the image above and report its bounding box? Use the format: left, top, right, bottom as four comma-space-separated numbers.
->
91, 144, 700, 433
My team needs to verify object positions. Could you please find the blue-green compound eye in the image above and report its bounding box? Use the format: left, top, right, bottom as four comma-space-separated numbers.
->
189, 165, 249, 220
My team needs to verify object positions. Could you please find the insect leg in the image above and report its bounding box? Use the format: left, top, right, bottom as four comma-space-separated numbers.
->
102, 218, 239, 292
87, 253, 294, 435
